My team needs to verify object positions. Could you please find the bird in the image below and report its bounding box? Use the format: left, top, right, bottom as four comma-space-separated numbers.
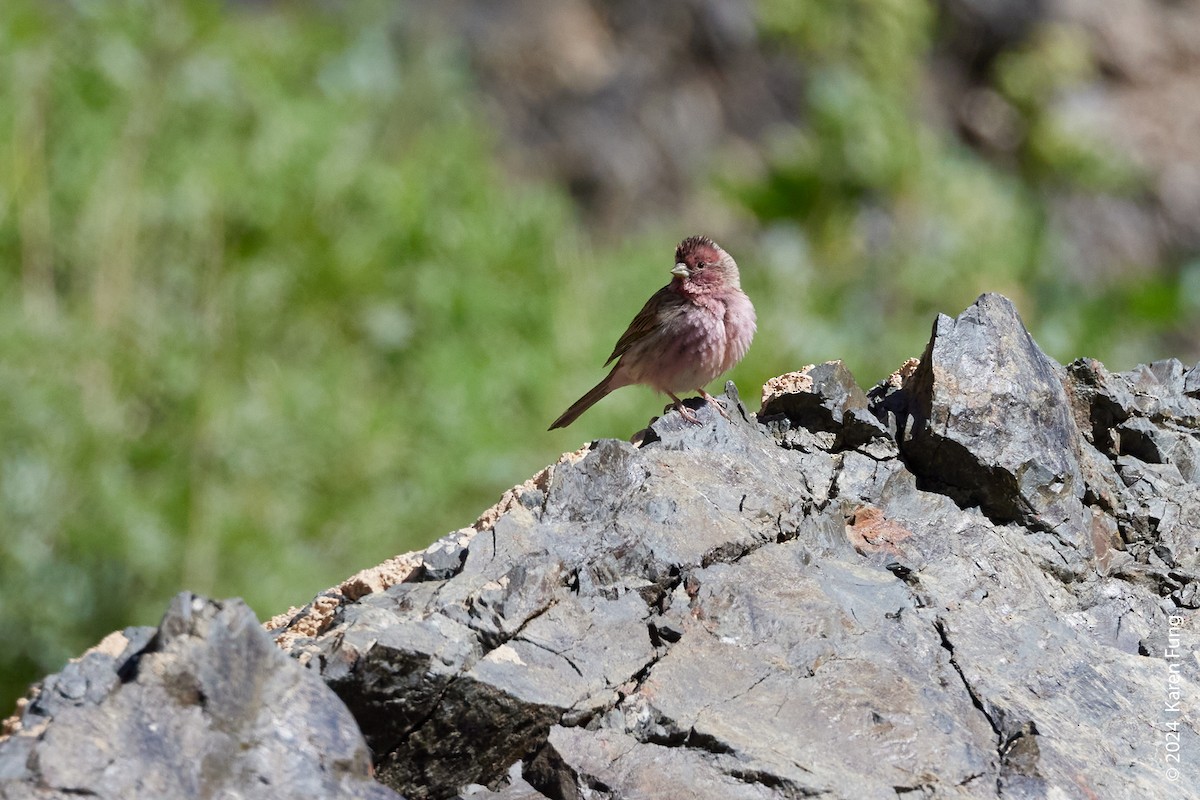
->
549, 235, 756, 430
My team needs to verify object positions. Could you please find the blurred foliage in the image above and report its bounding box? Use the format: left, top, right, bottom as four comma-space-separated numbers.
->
0, 0, 1196, 713
741, 0, 1197, 382
0, 0, 619, 712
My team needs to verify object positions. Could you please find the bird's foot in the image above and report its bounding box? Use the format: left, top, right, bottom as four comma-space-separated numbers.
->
699, 389, 732, 421
668, 393, 704, 425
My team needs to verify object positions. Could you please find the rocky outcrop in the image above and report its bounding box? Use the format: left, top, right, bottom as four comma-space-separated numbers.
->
0, 595, 400, 800
3, 293, 1197, 799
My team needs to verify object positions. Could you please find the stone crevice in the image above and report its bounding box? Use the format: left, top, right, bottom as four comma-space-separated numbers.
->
933, 617, 1002, 798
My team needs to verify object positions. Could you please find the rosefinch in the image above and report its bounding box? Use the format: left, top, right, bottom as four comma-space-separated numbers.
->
549, 235, 756, 430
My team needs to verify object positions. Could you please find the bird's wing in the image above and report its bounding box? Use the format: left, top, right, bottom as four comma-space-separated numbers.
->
604, 286, 684, 366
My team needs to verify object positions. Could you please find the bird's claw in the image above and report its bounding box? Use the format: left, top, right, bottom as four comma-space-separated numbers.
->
699, 390, 732, 421
667, 393, 704, 425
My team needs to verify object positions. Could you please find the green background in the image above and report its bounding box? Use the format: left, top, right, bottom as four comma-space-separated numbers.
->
1, 1, 1195, 712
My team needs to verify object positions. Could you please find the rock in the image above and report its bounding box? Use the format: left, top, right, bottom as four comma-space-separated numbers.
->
760, 362, 892, 452
0, 594, 401, 800
884, 293, 1092, 579
8, 293, 1200, 799
1064, 355, 1200, 604
267, 294, 1197, 798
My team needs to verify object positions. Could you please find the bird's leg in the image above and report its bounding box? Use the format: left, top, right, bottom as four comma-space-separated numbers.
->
699, 389, 732, 421
667, 392, 703, 425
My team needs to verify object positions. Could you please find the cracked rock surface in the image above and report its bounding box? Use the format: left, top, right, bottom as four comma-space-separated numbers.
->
4, 293, 1198, 799
0, 594, 400, 800
277, 293, 1199, 798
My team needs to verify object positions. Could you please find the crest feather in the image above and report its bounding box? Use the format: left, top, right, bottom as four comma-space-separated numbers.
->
675, 235, 718, 262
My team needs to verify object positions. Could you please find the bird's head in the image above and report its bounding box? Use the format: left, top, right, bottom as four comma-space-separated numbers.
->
672, 235, 740, 293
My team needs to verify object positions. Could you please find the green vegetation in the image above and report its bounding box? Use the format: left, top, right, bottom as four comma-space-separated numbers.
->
741, 0, 1192, 379
0, 0, 1193, 712
0, 0, 598, 710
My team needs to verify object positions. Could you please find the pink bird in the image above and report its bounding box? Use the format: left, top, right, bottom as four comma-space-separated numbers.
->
549, 235, 757, 430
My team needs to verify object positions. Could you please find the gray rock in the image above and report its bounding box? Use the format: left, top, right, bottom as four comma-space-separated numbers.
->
267, 295, 1197, 799
0, 594, 401, 800
760, 361, 892, 452
1184, 363, 1200, 398
9, 292, 1200, 799
1064, 354, 1200, 605
887, 293, 1091, 579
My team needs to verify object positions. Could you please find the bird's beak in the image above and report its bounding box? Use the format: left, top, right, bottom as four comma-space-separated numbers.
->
672, 262, 691, 279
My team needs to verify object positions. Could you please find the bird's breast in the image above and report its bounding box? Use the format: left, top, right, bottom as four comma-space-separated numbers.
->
720, 290, 756, 373
629, 297, 728, 393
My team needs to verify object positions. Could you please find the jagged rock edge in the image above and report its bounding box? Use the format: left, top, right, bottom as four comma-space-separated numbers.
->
270, 342, 1195, 795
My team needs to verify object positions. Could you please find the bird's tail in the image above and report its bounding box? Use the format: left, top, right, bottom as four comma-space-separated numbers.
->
548, 368, 620, 430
